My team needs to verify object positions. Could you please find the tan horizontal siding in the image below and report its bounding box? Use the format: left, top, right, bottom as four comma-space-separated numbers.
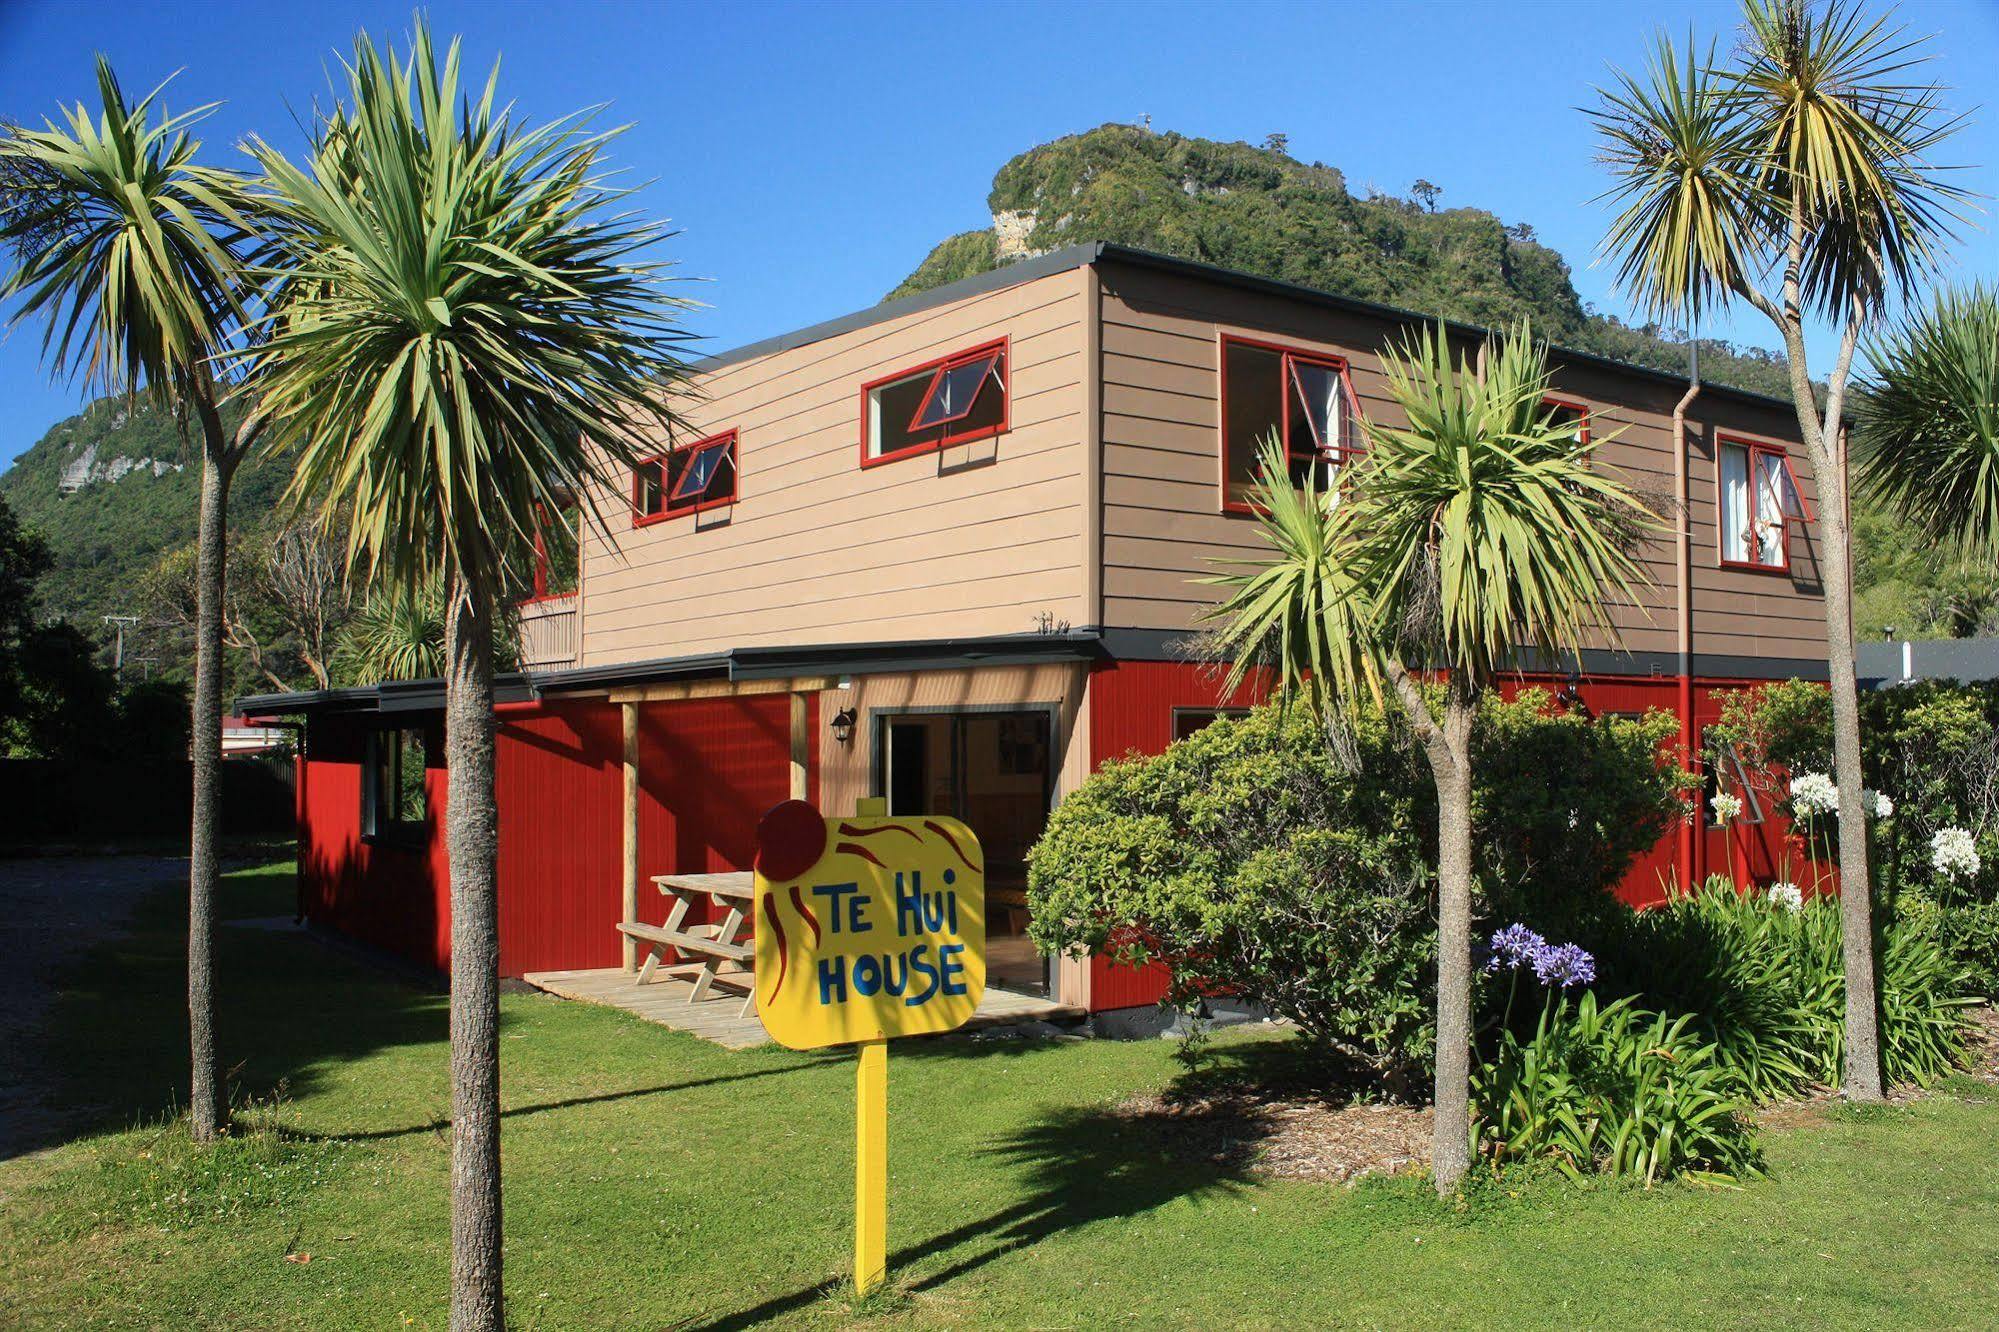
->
1091, 260, 1827, 666
575, 268, 1091, 663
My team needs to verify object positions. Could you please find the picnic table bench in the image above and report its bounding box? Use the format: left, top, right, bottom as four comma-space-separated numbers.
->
616, 871, 757, 1016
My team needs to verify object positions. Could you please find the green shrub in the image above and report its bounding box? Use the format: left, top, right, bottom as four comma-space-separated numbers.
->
1473, 991, 1761, 1184
1028, 694, 1691, 1076
1590, 880, 1972, 1099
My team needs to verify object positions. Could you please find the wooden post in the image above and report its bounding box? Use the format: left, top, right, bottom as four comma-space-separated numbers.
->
622, 700, 639, 973
789, 689, 810, 801
854, 1037, 888, 1297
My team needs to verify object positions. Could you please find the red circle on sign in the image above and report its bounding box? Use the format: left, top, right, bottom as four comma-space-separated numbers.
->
755, 799, 826, 882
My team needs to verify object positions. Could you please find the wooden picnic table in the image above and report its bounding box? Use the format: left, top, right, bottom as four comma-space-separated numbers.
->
615, 871, 757, 1017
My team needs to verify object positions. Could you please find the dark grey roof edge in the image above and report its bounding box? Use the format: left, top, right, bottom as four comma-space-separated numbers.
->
1092, 245, 1797, 415
236, 674, 538, 718
693, 243, 1106, 374
692, 238, 1792, 414
236, 631, 1107, 716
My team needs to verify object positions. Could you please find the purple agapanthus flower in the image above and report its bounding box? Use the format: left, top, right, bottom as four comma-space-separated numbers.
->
1532, 942, 1597, 989
1485, 924, 1547, 973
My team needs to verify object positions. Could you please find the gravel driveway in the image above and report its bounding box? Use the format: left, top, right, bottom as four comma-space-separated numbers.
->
0, 855, 183, 1159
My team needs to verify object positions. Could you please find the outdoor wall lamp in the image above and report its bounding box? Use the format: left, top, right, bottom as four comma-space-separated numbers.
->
830, 707, 858, 746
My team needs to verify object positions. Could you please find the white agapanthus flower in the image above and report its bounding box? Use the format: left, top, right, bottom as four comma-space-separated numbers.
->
1931, 827, 1982, 881
1789, 772, 1839, 818
1710, 791, 1744, 822
1767, 882, 1804, 911
1862, 789, 1895, 820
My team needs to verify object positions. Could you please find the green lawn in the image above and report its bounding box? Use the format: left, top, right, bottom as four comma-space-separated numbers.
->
3, 861, 1997, 1330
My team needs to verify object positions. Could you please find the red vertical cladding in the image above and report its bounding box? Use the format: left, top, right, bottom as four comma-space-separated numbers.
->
491, 692, 808, 976
1083, 660, 1274, 1012
493, 701, 624, 975
296, 692, 815, 979
295, 713, 450, 971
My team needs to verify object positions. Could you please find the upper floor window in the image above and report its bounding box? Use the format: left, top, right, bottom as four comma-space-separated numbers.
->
520, 502, 578, 603
1718, 434, 1808, 570
634, 429, 737, 527
1543, 397, 1591, 447
861, 340, 1009, 466
1220, 335, 1361, 512
364, 726, 429, 844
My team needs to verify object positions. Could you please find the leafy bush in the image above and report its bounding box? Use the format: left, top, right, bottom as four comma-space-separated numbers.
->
1028, 694, 1691, 1077
1473, 991, 1761, 1184
1590, 879, 1972, 1099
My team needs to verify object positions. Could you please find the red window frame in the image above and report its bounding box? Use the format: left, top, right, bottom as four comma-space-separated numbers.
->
1218, 333, 1364, 515
517, 502, 574, 605
632, 429, 738, 528
1715, 431, 1811, 573
858, 338, 1011, 469
1542, 395, 1592, 447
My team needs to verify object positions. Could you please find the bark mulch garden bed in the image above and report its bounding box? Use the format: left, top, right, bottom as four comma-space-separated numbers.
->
1114, 1005, 1999, 1184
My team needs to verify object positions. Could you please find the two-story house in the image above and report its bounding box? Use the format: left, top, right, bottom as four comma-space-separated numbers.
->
244, 243, 1826, 1019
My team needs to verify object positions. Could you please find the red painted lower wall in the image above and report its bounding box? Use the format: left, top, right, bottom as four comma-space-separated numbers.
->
297, 693, 812, 977
1078, 660, 1809, 1011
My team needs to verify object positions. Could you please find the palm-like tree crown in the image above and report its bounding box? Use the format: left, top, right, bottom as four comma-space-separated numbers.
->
1352, 325, 1655, 684
1855, 285, 1999, 557
0, 59, 252, 398
1208, 323, 1657, 702
1592, 0, 1967, 323
243, 25, 695, 589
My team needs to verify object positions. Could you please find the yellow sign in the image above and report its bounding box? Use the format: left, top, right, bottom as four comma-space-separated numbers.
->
753, 798, 986, 1050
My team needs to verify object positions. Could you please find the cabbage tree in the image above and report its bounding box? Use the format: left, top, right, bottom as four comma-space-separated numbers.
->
0, 62, 263, 1144
1855, 284, 1999, 563
1207, 323, 1655, 1192
241, 26, 693, 1327
1593, 0, 1968, 1100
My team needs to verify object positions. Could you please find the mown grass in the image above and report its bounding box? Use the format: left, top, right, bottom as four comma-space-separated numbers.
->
1, 859, 1996, 1330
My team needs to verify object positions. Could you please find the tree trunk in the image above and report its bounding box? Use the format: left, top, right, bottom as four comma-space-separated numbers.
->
1818, 475, 1885, 1101
187, 427, 234, 1144
1429, 686, 1476, 1194
444, 569, 504, 1332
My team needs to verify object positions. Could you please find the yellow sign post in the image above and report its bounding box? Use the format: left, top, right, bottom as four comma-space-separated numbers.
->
753, 795, 985, 1297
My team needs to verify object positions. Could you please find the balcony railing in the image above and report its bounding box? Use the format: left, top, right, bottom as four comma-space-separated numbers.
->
517, 594, 578, 669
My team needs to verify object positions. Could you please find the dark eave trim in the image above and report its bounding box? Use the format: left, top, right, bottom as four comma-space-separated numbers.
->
236, 674, 538, 719
241, 632, 1107, 718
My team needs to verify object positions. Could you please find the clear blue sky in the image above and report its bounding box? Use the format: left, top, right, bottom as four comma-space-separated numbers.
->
3, 0, 1996, 469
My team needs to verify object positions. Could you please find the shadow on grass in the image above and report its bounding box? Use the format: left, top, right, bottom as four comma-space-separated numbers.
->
15, 856, 835, 1160
684, 1077, 1274, 1330
15, 860, 450, 1159
326, 1062, 813, 1143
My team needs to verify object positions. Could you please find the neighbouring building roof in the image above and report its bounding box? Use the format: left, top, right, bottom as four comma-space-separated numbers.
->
1859, 638, 1999, 687
699, 241, 1795, 413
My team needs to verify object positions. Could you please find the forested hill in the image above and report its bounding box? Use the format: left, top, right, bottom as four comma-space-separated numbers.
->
890, 124, 1795, 399
0, 395, 285, 632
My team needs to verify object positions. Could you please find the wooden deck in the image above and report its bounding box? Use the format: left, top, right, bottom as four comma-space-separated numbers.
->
520, 967, 1087, 1050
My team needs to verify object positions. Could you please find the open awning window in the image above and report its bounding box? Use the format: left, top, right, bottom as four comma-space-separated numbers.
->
634, 429, 738, 526
863, 340, 1009, 465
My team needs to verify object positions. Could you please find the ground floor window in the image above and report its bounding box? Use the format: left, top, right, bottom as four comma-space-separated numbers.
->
1172, 707, 1253, 741
364, 726, 430, 844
